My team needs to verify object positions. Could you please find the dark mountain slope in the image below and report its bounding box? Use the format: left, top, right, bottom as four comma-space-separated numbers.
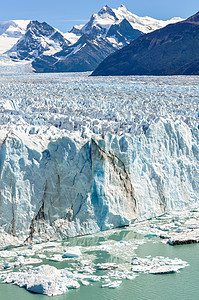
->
32, 35, 117, 72
92, 12, 199, 76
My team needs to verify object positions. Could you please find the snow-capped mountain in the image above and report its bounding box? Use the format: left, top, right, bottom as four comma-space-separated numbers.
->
33, 5, 183, 72
80, 5, 182, 36
92, 11, 199, 76
7, 20, 67, 61
0, 20, 29, 54
74, 5, 144, 47
63, 4, 182, 46
0, 5, 183, 72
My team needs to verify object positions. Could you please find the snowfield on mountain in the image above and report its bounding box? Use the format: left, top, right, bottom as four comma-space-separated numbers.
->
0, 5, 183, 72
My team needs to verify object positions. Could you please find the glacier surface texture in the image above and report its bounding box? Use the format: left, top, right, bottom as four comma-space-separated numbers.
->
0, 74, 198, 247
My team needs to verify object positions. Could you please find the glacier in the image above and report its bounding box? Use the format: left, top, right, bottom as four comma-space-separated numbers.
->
0, 73, 198, 248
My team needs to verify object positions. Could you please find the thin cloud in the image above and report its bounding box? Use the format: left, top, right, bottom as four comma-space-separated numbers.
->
58, 19, 88, 22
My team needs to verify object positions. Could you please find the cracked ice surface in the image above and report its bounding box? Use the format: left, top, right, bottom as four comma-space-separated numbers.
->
0, 73, 198, 246
0, 73, 198, 136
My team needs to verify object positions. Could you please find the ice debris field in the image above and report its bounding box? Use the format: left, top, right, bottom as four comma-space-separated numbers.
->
1, 209, 197, 297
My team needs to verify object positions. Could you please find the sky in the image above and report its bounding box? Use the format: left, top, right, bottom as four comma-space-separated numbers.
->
0, 0, 198, 32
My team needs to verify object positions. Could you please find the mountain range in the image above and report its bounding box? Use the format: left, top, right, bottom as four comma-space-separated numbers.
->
92, 11, 199, 76
0, 5, 183, 72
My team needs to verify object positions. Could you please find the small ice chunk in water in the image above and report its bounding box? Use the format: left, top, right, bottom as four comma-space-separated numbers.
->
101, 280, 122, 289
131, 256, 188, 274
62, 247, 82, 258
97, 263, 118, 270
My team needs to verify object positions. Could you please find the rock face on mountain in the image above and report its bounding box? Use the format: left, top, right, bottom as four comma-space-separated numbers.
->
92, 11, 199, 76
0, 5, 183, 72
32, 34, 118, 72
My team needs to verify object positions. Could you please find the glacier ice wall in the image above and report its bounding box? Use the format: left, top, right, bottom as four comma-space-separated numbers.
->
0, 119, 198, 245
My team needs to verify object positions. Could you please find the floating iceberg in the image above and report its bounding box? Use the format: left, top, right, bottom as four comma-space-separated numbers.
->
101, 280, 122, 288
131, 256, 188, 274
97, 263, 118, 270
62, 247, 82, 258
3, 265, 80, 296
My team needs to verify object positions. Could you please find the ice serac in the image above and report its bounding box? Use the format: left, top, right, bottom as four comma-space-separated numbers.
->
0, 119, 198, 246
0, 131, 45, 240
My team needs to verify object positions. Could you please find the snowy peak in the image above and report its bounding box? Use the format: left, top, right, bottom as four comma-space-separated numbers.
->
69, 24, 84, 35
92, 11, 199, 76
8, 20, 67, 60
76, 5, 135, 40
112, 5, 183, 33
113, 4, 133, 18
78, 5, 183, 38
25, 20, 65, 43
0, 20, 30, 54
0, 20, 30, 36
98, 5, 118, 19
81, 6, 119, 37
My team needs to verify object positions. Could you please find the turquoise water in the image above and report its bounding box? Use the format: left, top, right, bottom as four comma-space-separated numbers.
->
0, 227, 199, 300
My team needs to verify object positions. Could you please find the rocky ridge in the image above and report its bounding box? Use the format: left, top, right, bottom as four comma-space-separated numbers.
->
0, 6, 183, 72
92, 11, 199, 76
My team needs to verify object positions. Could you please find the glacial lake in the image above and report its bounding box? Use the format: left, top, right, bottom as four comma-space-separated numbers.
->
1, 215, 199, 300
